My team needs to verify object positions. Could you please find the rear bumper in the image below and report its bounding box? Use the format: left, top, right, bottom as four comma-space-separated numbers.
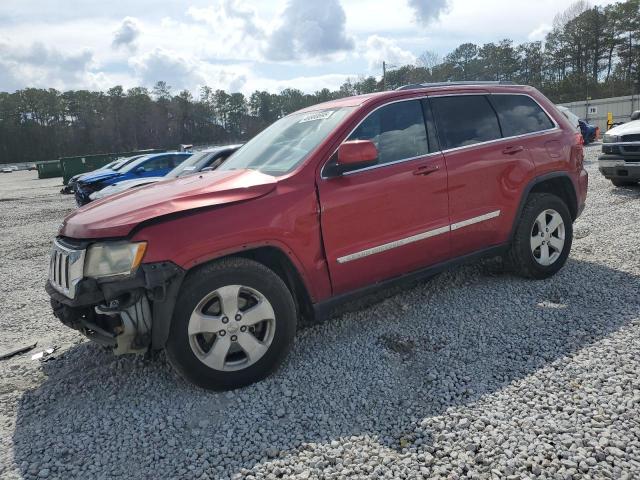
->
46, 261, 185, 353
598, 154, 640, 180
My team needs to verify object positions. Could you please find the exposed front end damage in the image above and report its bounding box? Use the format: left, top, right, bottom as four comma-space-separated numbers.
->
46, 237, 185, 355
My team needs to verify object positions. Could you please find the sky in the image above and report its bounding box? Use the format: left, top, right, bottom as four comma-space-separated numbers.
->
0, 0, 619, 96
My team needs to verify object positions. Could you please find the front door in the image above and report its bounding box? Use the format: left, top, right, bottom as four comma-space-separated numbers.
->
318, 99, 450, 295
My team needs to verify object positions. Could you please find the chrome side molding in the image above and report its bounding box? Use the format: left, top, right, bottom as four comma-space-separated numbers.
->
337, 210, 501, 264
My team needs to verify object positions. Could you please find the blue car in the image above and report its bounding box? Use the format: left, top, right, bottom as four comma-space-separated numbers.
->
75, 152, 192, 206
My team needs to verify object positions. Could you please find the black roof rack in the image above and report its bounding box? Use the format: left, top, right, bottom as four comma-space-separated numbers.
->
395, 81, 516, 91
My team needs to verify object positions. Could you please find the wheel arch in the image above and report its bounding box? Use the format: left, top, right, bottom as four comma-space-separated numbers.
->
152, 245, 317, 350
510, 172, 578, 241
233, 246, 315, 324
189, 245, 314, 323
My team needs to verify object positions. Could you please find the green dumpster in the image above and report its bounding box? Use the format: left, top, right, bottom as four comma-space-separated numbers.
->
36, 160, 63, 179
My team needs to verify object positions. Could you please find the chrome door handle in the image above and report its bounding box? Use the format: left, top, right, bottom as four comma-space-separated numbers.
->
502, 145, 524, 155
413, 165, 439, 176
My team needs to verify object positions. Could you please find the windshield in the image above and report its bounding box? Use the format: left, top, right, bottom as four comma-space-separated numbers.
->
119, 154, 156, 173
102, 160, 118, 170
219, 107, 354, 176
113, 155, 145, 171
167, 151, 215, 178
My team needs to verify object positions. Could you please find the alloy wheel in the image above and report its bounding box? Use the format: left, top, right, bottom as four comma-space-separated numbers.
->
530, 208, 565, 266
188, 285, 276, 371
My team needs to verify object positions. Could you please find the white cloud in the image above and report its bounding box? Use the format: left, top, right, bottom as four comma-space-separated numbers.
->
0, 39, 101, 91
528, 23, 552, 41
0, 0, 623, 95
363, 35, 416, 70
264, 0, 355, 61
128, 48, 249, 93
187, 1, 265, 39
186, 1, 267, 62
112, 17, 141, 51
407, 0, 451, 24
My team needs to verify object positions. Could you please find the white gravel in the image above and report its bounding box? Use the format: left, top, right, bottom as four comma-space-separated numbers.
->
0, 145, 639, 479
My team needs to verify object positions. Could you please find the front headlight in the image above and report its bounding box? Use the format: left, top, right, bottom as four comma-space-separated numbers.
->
84, 241, 147, 279
603, 134, 620, 144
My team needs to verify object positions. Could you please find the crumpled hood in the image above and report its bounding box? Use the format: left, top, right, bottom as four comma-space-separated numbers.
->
62, 169, 277, 238
606, 120, 640, 136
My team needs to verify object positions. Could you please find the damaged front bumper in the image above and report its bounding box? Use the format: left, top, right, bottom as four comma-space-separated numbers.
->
46, 238, 185, 354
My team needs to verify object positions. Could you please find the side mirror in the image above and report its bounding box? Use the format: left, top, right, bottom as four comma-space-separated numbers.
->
135, 166, 145, 175
325, 140, 378, 177
338, 140, 378, 166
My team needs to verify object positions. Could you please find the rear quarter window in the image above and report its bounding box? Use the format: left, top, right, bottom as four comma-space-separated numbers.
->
430, 95, 502, 150
490, 94, 555, 137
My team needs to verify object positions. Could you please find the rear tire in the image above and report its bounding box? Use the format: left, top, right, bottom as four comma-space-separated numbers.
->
166, 257, 297, 390
507, 193, 573, 279
611, 179, 637, 187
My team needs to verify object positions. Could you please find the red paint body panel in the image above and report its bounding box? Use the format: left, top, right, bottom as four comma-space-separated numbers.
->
444, 135, 536, 257
59, 84, 587, 306
62, 170, 277, 238
131, 178, 331, 302
318, 153, 449, 294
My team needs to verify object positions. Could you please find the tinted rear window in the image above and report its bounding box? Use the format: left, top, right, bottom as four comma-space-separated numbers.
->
431, 95, 501, 150
490, 95, 555, 137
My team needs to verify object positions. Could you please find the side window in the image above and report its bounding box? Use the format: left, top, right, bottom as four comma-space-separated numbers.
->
141, 155, 171, 172
348, 100, 429, 165
431, 95, 502, 150
490, 95, 555, 137
171, 154, 187, 168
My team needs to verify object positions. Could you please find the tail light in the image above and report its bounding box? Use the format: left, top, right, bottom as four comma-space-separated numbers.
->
573, 133, 585, 170
595, 127, 601, 140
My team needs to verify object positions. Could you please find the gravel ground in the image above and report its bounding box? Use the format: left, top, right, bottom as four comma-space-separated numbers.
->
0, 145, 639, 480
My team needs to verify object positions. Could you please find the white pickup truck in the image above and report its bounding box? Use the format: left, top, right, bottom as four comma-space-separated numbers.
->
600, 121, 640, 186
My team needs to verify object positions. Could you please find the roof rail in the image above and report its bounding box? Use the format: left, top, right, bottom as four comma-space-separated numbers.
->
395, 81, 516, 91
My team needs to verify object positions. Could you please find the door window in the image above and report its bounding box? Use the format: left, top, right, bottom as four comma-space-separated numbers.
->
348, 100, 429, 165
431, 95, 502, 150
140, 155, 172, 172
490, 95, 555, 137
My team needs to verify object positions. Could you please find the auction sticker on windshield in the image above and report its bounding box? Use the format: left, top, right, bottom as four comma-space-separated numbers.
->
299, 110, 335, 123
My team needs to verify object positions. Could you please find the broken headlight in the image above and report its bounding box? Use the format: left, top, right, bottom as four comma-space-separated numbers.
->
84, 241, 147, 279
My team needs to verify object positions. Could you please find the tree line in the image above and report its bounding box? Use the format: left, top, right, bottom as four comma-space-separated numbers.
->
1, 0, 639, 164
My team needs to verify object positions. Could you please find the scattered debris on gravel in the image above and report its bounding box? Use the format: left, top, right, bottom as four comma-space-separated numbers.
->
1, 145, 639, 479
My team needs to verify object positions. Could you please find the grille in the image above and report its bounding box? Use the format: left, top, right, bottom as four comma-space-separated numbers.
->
622, 134, 640, 142
49, 240, 86, 299
621, 145, 640, 154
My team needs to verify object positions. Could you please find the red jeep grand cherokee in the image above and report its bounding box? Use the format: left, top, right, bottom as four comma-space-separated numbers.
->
47, 83, 588, 390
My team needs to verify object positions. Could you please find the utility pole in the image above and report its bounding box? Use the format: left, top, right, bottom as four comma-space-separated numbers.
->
382, 61, 386, 91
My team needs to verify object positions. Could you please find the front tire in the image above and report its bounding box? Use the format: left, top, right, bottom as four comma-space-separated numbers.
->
166, 257, 297, 390
507, 193, 573, 279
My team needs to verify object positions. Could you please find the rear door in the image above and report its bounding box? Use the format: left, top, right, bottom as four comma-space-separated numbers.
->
318, 99, 450, 295
430, 94, 537, 257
